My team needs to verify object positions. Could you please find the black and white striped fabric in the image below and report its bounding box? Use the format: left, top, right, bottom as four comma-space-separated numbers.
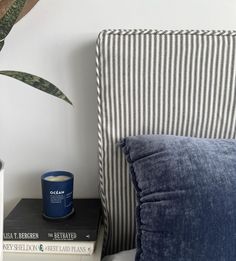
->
96, 30, 236, 255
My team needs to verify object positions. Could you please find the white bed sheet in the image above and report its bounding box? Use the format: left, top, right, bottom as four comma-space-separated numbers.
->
102, 249, 136, 261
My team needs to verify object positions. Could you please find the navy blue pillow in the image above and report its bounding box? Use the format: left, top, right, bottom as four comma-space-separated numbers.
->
121, 135, 236, 261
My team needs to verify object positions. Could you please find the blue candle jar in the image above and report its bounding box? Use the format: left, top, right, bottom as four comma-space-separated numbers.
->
41, 171, 74, 219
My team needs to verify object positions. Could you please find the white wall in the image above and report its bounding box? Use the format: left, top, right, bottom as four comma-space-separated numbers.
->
1, 0, 236, 215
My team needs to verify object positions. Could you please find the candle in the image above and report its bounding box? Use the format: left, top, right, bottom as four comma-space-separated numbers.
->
41, 171, 74, 220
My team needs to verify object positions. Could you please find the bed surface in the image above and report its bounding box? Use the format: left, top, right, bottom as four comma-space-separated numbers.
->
102, 249, 136, 261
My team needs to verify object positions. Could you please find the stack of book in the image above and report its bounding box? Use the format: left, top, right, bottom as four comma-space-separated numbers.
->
3, 198, 101, 255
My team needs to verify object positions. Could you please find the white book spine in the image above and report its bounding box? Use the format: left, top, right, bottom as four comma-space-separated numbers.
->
3, 241, 95, 255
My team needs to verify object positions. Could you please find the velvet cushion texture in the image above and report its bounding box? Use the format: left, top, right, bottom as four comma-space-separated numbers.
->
121, 135, 236, 261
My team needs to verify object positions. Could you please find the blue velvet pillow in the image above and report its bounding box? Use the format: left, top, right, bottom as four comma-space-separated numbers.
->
121, 135, 236, 261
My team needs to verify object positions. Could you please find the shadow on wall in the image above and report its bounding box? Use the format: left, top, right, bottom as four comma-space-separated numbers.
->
68, 39, 99, 197
5, 170, 42, 216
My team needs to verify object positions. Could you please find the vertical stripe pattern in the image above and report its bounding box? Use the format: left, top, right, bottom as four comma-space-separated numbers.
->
96, 30, 236, 255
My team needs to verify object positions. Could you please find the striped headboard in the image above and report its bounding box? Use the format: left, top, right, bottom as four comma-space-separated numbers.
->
96, 29, 236, 255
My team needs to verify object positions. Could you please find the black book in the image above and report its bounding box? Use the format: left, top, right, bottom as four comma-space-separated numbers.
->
4, 198, 102, 242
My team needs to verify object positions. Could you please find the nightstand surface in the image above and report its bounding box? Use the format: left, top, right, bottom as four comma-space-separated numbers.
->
3, 226, 104, 261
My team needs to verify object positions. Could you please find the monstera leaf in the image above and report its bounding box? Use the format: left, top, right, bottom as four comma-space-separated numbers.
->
0, 0, 27, 41
0, 71, 72, 104
0, 0, 72, 105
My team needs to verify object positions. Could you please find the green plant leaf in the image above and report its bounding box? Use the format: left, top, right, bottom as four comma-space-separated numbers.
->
0, 0, 27, 41
0, 40, 4, 51
0, 70, 72, 105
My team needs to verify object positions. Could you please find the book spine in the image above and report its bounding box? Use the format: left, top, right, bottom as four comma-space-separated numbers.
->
3, 241, 95, 255
4, 229, 97, 241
